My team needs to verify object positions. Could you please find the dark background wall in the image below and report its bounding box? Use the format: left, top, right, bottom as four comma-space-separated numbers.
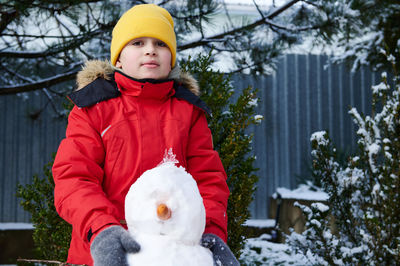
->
0, 54, 378, 222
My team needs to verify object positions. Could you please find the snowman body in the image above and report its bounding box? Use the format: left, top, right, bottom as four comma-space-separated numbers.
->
125, 159, 214, 266
127, 234, 213, 266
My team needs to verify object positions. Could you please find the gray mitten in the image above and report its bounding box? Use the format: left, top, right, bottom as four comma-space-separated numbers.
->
201, 233, 240, 266
90, 226, 140, 266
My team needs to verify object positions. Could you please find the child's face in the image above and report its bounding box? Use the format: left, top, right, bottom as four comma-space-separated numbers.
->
116, 37, 172, 80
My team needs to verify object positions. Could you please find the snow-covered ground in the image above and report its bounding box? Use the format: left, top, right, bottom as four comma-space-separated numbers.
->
241, 234, 309, 265
0, 222, 308, 265
239, 184, 327, 265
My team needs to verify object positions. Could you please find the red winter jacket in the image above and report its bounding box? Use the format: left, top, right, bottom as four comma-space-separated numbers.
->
52, 61, 229, 265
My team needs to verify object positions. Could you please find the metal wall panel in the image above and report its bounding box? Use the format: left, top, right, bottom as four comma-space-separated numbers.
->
0, 54, 379, 222
0, 91, 67, 222
232, 54, 377, 218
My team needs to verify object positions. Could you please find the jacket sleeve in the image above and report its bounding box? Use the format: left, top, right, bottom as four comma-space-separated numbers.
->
52, 106, 120, 243
186, 109, 230, 242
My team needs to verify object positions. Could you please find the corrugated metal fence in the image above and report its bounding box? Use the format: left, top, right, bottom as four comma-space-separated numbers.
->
0, 54, 379, 222
239, 54, 376, 218
0, 90, 67, 222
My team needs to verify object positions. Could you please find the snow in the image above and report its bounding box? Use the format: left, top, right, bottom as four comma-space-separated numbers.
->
310, 131, 329, 146
311, 202, 329, 213
247, 98, 258, 107
0, 223, 34, 230
244, 219, 275, 228
254, 114, 263, 123
368, 143, 380, 157
387, 54, 396, 64
272, 184, 329, 201
240, 234, 309, 265
372, 82, 388, 95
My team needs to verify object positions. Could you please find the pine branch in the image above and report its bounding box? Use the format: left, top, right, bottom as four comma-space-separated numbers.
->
0, 0, 104, 34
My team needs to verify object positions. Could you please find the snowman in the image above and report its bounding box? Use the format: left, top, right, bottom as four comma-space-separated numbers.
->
124, 149, 214, 266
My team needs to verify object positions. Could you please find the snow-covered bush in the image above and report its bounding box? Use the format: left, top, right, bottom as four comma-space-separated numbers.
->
287, 56, 400, 265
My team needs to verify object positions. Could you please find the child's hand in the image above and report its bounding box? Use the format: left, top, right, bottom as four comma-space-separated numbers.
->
201, 233, 240, 266
90, 226, 140, 266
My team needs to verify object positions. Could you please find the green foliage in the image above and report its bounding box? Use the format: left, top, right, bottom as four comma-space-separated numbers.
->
181, 52, 260, 258
314, 0, 399, 71
16, 158, 71, 261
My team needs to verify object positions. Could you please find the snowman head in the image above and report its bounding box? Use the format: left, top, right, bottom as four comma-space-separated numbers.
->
124, 157, 206, 244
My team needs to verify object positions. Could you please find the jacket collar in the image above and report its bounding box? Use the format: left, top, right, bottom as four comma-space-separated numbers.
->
114, 70, 175, 100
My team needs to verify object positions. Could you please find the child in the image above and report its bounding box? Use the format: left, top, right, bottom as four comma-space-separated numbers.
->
52, 4, 239, 266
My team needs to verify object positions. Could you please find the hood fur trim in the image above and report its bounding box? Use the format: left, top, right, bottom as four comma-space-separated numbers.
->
76, 60, 200, 96
76, 60, 114, 90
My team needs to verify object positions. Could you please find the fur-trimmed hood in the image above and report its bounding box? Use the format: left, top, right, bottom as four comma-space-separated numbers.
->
75, 60, 200, 96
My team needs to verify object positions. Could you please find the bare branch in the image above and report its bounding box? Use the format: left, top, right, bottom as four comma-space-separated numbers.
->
0, 69, 78, 95
55, 14, 75, 36
42, 88, 67, 117
158, 0, 172, 6
253, 0, 266, 19
0, 61, 69, 116
1, 32, 85, 38
221, 0, 235, 28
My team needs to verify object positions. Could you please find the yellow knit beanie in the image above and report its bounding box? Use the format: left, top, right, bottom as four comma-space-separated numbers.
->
110, 4, 176, 67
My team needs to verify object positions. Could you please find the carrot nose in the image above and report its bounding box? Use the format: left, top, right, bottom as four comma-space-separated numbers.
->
157, 203, 171, 220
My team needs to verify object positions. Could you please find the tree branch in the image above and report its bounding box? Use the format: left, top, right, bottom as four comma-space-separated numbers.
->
178, 0, 301, 50
0, 32, 85, 38
0, 69, 78, 95
264, 18, 319, 32
0, 29, 104, 58
17, 258, 85, 266
0, 9, 18, 34
0, 62, 68, 116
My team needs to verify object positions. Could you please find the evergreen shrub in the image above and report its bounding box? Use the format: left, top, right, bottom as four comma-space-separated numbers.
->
181, 52, 260, 258
17, 159, 71, 262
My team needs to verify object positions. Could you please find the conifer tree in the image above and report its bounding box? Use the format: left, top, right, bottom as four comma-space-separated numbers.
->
17, 52, 260, 262
287, 53, 400, 264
